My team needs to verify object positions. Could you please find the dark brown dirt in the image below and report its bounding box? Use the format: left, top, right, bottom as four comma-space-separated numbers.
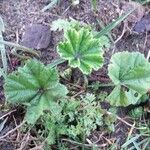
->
0, 141, 14, 150
0, 0, 150, 149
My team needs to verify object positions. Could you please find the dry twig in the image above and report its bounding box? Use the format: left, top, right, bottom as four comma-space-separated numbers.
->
106, 111, 136, 128
0, 110, 16, 120
0, 121, 25, 140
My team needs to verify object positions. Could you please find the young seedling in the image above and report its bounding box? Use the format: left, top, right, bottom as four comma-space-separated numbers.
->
57, 28, 107, 75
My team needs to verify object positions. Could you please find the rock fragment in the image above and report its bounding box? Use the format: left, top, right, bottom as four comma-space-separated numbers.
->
21, 24, 51, 49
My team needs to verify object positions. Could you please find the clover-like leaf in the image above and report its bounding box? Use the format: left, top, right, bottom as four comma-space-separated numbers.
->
4, 59, 68, 124
108, 51, 150, 106
57, 28, 106, 75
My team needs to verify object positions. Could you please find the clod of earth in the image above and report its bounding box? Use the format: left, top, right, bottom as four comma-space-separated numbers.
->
133, 13, 150, 33
21, 24, 51, 49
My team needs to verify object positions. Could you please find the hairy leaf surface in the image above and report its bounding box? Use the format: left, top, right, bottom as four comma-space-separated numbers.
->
108, 52, 150, 106
4, 59, 68, 124
57, 28, 107, 75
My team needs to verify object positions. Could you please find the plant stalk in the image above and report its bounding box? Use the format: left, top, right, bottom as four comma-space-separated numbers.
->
47, 58, 66, 68
88, 83, 115, 88
0, 40, 39, 57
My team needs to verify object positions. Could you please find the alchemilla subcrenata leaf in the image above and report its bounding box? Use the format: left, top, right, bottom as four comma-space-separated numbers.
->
108, 51, 150, 106
57, 28, 106, 75
4, 59, 68, 124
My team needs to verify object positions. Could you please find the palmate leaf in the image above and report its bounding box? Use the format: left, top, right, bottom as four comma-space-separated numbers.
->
108, 52, 150, 106
4, 59, 68, 124
57, 28, 106, 75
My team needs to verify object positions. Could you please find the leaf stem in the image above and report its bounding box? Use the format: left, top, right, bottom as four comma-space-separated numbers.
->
106, 111, 136, 128
47, 58, 66, 68
96, 19, 114, 44
0, 35, 7, 74
83, 74, 88, 88
61, 138, 100, 148
141, 0, 150, 5
0, 40, 39, 57
0, 121, 25, 140
88, 83, 115, 88
41, 0, 60, 12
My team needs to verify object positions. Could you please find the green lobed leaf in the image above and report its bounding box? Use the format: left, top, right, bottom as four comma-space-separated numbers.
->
108, 52, 150, 106
25, 95, 47, 124
57, 28, 106, 75
4, 59, 68, 124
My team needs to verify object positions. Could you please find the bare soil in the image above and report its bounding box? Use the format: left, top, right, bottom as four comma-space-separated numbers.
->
0, 0, 150, 149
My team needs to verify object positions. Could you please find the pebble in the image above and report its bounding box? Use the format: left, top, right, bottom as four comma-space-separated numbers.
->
21, 24, 51, 49
133, 13, 150, 33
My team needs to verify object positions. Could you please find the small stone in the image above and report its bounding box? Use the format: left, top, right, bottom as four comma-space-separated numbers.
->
21, 24, 51, 49
133, 13, 150, 33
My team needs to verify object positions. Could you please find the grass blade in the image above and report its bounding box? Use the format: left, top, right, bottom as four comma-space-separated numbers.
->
91, 0, 97, 11
132, 141, 141, 150
41, 0, 59, 12
142, 138, 150, 150
47, 58, 65, 68
128, 138, 150, 150
95, 0, 150, 38
0, 40, 39, 57
141, 0, 150, 4
0, 117, 8, 132
95, 9, 135, 38
0, 68, 4, 77
0, 16, 5, 32
0, 16, 7, 75
122, 134, 140, 148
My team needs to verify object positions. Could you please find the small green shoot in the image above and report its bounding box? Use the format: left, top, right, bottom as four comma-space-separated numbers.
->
91, 0, 97, 12
40, 93, 117, 147
57, 28, 107, 75
129, 107, 143, 119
